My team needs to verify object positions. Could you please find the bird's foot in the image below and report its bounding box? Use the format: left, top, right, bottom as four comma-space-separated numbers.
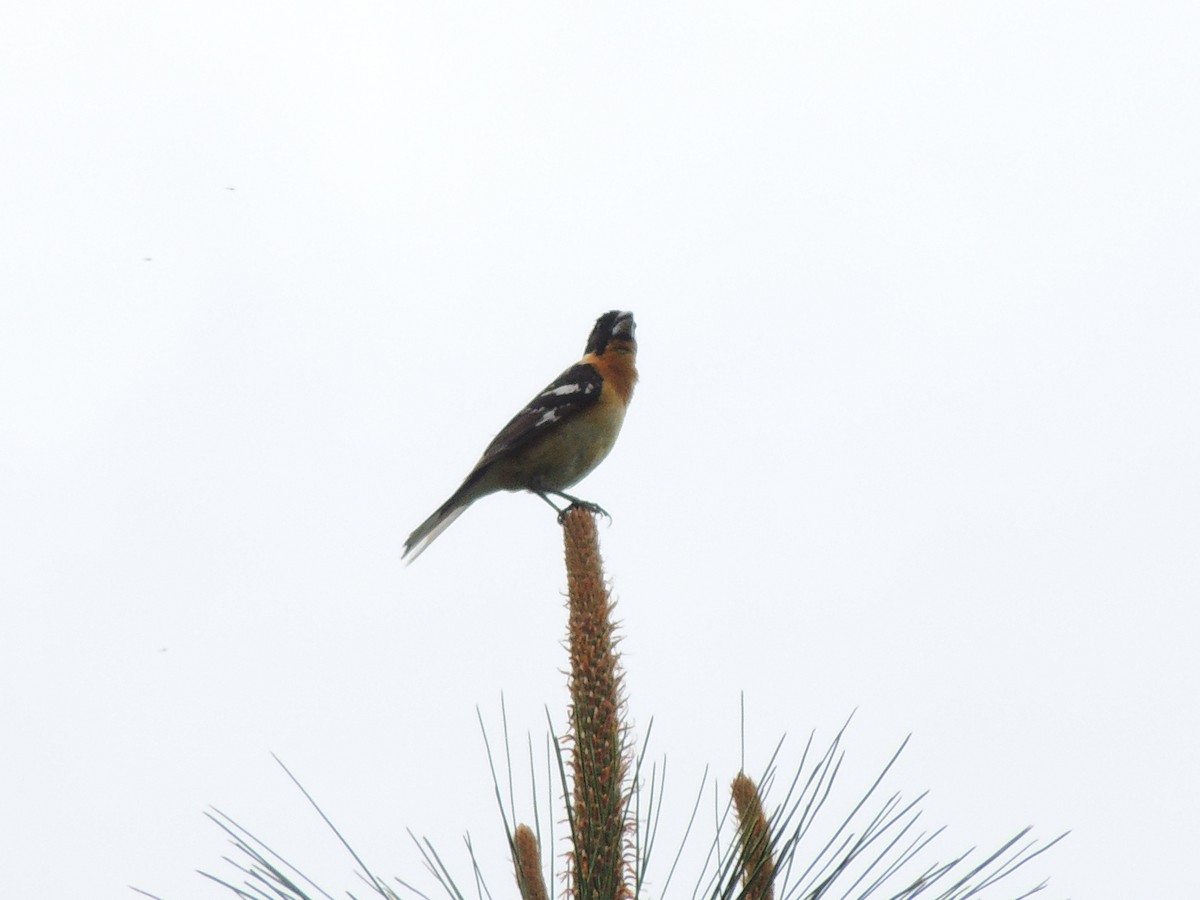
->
557, 499, 611, 524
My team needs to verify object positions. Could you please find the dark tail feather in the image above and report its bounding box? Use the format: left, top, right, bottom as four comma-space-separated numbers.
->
403, 496, 470, 563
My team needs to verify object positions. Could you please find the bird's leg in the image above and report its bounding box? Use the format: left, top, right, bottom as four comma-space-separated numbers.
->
534, 491, 569, 516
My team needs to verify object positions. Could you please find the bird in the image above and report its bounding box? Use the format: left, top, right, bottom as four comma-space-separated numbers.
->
402, 310, 637, 563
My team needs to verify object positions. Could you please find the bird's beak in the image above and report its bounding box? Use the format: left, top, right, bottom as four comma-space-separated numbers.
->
612, 312, 635, 340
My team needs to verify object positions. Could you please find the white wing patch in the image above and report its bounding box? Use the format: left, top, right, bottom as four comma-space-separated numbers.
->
541, 382, 597, 398
536, 409, 561, 426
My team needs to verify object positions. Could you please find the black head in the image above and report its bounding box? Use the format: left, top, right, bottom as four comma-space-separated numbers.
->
584, 310, 636, 355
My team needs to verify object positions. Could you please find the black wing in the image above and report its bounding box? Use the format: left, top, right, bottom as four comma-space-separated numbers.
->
473, 362, 603, 471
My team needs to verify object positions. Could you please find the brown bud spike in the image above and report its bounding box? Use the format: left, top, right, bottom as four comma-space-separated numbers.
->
512, 824, 549, 900
732, 772, 775, 900
562, 506, 632, 900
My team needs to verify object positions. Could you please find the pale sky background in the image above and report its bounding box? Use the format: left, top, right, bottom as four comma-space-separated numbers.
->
2, 3, 1197, 897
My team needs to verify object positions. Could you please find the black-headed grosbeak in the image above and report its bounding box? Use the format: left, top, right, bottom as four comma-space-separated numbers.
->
402, 310, 638, 562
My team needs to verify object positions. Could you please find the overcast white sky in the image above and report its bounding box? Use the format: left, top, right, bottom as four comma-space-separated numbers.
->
2, 3, 1198, 897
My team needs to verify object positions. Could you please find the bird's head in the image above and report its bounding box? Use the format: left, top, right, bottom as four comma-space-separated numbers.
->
585, 310, 636, 356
